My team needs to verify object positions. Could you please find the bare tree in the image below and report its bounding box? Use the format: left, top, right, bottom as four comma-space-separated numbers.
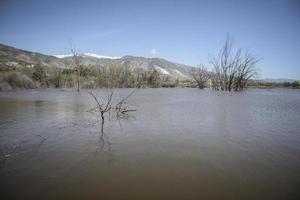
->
190, 65, 210, 89
210, 35, 260, 91
53, 67, 62, 88
210, 36, 235, 91
68, 42, 82, 92
115, 89, 137, 117
88, 91, 113, 132
88, 89, 137, 132
233, 51, 260, 91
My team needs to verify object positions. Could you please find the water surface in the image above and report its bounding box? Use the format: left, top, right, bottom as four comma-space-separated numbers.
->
0, 88, 300, 199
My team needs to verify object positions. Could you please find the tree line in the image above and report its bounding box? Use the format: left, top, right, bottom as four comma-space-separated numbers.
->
22, 63, 178, 89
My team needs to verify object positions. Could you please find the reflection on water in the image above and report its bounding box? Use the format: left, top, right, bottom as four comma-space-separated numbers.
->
0, 88, 300, 199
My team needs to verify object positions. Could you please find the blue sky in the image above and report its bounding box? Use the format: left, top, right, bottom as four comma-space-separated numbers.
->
0, 0, 299, 79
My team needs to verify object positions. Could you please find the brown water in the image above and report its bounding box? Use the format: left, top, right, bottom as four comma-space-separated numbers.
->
0, 88, 299, 199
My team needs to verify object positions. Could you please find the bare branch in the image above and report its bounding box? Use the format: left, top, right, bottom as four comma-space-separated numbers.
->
190, 65, 210, 89
210, 36, 260, 91
68, 42, 82, 92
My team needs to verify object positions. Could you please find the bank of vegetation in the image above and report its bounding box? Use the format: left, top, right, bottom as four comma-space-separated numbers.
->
247, 80, 300, 89
1, 36, 298, 91
0, 63, 184, 91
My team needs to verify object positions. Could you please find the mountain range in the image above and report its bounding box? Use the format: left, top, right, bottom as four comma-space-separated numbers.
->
0, 43, 192, 80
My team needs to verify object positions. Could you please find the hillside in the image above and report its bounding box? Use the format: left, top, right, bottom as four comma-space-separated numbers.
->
0, 43, 192, 80
0, 44, 66, 69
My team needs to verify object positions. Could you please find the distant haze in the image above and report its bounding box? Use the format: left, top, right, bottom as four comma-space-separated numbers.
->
0, 0, 299, 79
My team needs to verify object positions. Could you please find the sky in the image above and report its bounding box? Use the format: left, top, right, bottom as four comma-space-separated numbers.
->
0, 0, 299, 79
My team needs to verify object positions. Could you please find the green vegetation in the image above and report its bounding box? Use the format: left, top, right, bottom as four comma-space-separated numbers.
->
0, 62, 298, 91
0, 63, 183, 91
0, 71, 35, 91
248, 80, 300, 89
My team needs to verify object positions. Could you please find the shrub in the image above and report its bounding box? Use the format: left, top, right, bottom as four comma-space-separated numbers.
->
292, 81, 300, 88
0, 72, 35, 90
0, 79, 12, 91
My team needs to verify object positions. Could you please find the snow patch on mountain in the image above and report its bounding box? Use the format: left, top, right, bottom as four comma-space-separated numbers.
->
173, 69, 188, 78
53, 53, 121, 59
83, 53, 121, 59
53, 54, 73, 58
154, 65, 170, 75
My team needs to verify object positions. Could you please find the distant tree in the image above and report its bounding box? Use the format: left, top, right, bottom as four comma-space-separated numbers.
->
133, 68, 144, 88
147, 69, 160, 87
292, 81, 300, 88
190, 65, 210, 89
32, 64, 48, 87
53, 67, 62, 88
80, 67, 92, 78
69, 42, 82, 92
282, 82, 291, 87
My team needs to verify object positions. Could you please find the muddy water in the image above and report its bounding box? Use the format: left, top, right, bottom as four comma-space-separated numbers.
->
0, 88, 300, 199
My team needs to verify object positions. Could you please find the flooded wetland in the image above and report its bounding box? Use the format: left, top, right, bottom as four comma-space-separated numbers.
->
0, 88, 300, 199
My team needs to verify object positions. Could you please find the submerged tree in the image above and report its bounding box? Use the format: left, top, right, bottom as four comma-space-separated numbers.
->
88, 91, 113, 132
233, 51, 260, 91
210, 35, 260, 91
114, 89, 137, 117
88, 90, 137, 132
